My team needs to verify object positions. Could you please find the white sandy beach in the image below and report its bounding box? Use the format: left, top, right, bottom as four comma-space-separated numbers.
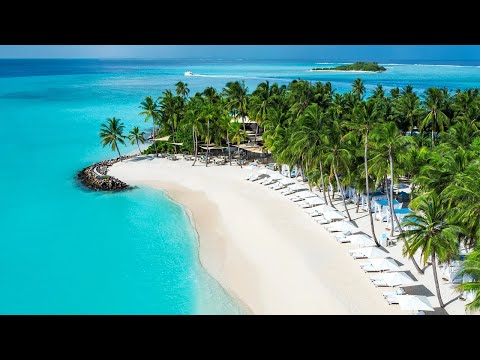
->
110, 156, 468, 315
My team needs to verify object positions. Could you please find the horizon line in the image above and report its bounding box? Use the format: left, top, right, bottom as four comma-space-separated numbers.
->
0, 57, 478, 61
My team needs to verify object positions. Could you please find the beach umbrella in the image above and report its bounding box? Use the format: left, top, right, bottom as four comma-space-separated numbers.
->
397, 295, 434, 312
382, 272, 417, 287
363, 258, 401, 272
349, 233, 377, 247
349, 246, 388, 259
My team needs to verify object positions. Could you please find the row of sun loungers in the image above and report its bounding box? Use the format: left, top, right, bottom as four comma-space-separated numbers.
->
245, 167, 434, 314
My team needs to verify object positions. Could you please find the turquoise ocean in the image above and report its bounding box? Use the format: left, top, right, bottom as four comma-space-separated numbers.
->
0, 58, 479, 314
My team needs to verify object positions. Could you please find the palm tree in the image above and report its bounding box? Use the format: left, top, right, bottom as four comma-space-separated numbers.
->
290, 104, 329, 205
127, 126, 146, 155
399, 193, 460, 308
217, 109, 234, 165
352, 78, 366, 102
415, 144, 470, 194
351, 100, 382, 246
369, 121, 425, 274
224, 81, 249, 131
443, 160, 480, 249
456, 104, 480, 132
139, 96, 159, 157
183, 97, 205, 166
390, 87, 401, 99
100, 117, 126, 160
202, 101, 217, 167
324, 113, 352, 221
286, 79, 315, 119
202, 86, 220, 104
158, 90, 182, 147
371, 84, 385, 100
371, 122, 412, 236
452, 88, 477, 117
421, 87, 450, 147
457, 249, 480, 313
175, 81, 190, 101
393, 92, 423, 132
229, 122, 247, 168
250, 81, 275, 142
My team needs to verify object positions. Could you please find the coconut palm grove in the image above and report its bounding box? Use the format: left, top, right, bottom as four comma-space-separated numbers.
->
100, 78, 480, 312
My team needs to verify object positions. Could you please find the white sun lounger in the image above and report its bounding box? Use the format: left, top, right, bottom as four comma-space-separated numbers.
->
370, 272, 417, 287
361, 264, 390, 273
314, 216, 329, 224
262, 179, 277, 186
371, 278, 389, 287
325, 220, 360, 234
382, 288, 406, 298
281, 184, 309, 195
270, 178, 295, 190
385, 294, 400, 304
287, 191, 318, 202
360, 258, 401, 272
348, 246, 388, 259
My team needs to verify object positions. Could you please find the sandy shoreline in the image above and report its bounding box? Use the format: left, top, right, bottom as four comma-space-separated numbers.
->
109, 156, 410, 314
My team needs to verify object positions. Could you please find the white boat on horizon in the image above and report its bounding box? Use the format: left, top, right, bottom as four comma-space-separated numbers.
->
184, 71, 194, 76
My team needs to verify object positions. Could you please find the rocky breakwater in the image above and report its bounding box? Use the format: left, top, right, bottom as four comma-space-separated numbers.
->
77, 156, 133, 191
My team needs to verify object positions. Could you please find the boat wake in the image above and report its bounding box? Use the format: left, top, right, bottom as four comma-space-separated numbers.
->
184, 72, 284, 82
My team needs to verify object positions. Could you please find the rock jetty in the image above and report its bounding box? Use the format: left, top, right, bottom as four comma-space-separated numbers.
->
77, 156, 133, 191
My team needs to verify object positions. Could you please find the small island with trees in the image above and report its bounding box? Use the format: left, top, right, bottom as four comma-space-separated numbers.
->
311, 62, 387, 72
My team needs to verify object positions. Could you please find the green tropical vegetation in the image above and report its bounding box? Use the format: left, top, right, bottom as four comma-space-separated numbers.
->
127, 126, 146, 154
99, 117, 127, 160
312, 62, 387, 72
100, 77, 480, 312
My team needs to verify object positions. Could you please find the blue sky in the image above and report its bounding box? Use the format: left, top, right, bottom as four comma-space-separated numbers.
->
0, 45, 479, 61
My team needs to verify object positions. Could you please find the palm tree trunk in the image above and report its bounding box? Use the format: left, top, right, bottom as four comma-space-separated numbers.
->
356, 192, 360, 213
388, 151, 396, 238
333, 162, 351, 221
365, 132, 379, 246
431, 126, 434, 148
136, 139, 141, 155
115, 141, 122, 161
398, 218, 424, 274
192, 129, 198, 166
432, 252, 445, 308
319, 159, 328, 205
327, 180, 334, 207
227, 133, 232, 166
206, 120, 210, 167
152, 124, 158, 157
388, 181, 423, 274
238, 140, 242, 168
